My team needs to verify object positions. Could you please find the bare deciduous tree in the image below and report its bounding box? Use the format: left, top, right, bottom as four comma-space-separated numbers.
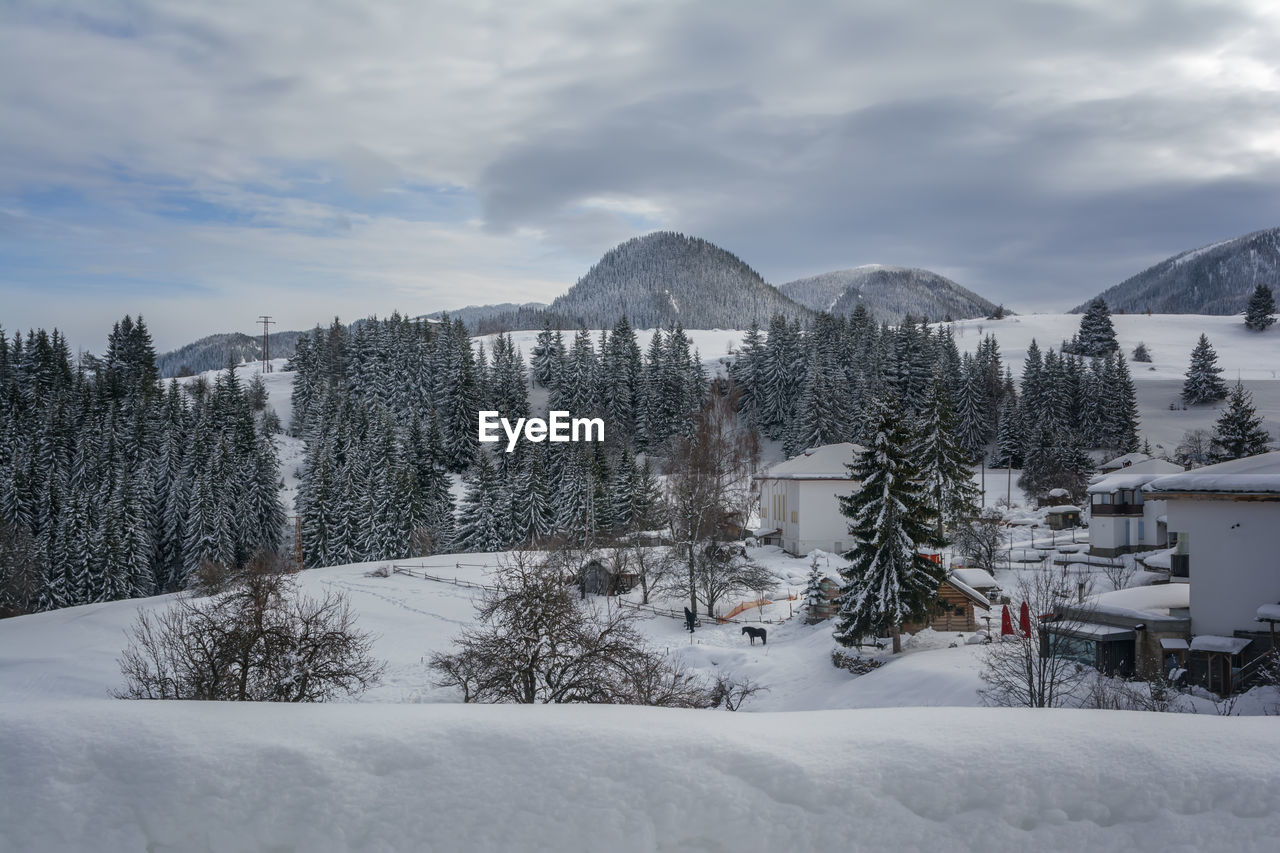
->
429, 550, 717, 706
952, 508, 1005, 572
664, 386, 761, 616
115, 566, 384, 702
979, 562, 1095, 708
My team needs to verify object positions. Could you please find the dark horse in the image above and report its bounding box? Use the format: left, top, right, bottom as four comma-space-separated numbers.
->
741, 626, 767, 645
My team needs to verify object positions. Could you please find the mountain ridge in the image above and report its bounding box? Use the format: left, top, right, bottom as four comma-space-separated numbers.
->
1077, 227, 1280, 314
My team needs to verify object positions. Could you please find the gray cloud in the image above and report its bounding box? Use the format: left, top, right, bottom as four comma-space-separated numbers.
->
3, 0, 1280, 346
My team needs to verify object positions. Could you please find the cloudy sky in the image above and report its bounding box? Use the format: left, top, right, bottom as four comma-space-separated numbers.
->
3, 0, 1280, 351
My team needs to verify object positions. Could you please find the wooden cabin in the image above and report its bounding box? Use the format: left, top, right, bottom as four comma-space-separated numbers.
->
903, 576, 990, 634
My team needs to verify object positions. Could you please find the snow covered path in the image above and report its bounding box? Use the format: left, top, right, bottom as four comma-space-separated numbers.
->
3, 701, 1278, 852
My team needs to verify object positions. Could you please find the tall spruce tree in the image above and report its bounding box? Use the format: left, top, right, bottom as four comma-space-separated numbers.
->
1075, 297, 1119, 356
1209, 382, 1271, 462
833, 395, 944, 653
914, 375, 980, 539
1244, 284, 1276, 332
1181, 334, 1229, 405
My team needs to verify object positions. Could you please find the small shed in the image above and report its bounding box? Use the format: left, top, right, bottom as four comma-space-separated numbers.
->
578, 560, 636, 596
1044, 504, 1082, 530
903, 575, 990, 634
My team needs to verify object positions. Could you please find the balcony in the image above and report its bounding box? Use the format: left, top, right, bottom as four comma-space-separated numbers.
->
1090, 503, 1143, 517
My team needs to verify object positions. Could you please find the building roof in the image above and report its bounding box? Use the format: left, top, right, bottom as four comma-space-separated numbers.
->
1087, 584, 1189, 621
756, 443, 865, 481
1190, 635, 1252, 655
1100, 452, 1153, 471
1146, 452, 1280, 496
943, 573, 991, 610
951, 568, 1000, 591
1088, 458, 1183, 489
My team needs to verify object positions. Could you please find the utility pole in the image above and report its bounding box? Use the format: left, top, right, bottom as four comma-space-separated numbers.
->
257, 315, 276, 374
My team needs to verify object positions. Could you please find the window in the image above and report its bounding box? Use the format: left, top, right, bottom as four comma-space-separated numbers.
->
790, 510, 798, 524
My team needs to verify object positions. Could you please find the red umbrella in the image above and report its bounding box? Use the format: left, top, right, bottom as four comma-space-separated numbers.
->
1000, 604, 1014, 636
1019, 601, 1032, 638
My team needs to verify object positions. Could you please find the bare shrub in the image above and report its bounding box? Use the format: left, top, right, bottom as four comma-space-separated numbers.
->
115, 571, 384, 702
979, 564, 1095, 708
710, 674, 769, 711
1099, 558, 1136, 591
429, 550, 717, 706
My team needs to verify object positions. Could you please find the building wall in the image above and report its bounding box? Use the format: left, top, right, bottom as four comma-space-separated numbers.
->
1089, 498, 1167, 557
758, 478, 859, 556
1166, 498, 1280, 637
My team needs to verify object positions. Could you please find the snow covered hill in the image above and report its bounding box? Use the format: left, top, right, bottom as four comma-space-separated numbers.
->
1078, 226, 1280, 315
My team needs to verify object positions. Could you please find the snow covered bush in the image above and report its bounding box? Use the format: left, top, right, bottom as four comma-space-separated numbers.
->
429, 551, 717, 707
115, 570, 384, 702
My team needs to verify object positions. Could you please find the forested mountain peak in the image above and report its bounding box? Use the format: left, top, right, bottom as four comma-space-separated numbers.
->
1078, 227, 1280, 315
779, 266, 1000, 323
545, 231, 811, 329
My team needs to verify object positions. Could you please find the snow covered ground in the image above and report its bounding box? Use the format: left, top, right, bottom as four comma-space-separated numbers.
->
5, 545, 1280, 850
6, 700, 1280, 853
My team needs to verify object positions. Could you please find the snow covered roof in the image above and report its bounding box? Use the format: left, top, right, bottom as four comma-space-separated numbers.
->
951, 568, 1000, 591
1099, 452, 1152, 471
1089, 459, 1183, 488
1190, 635, 1252, 655
1257, 604, 1280, 622
1050, 621, 1136, 641
757, 443, 865, 481
943, 574, 990, 610
1089, 462, 1184, 493
1146, 452, 1280, 496
1086, 584, 1190, 621
1043, 504, 1081, 514
1160, 638, 1189, 651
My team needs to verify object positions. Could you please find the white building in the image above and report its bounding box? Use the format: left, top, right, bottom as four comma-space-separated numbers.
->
755, 443, 863, 556
1145, 452, 1280, 693
1086, 458, 1183, 557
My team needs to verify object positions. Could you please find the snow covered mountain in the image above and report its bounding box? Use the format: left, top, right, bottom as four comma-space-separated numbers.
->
1079, 226, 1280, 315
779, 265, 1000, 323
544, 231, 812, 329
156, 330, 307, 377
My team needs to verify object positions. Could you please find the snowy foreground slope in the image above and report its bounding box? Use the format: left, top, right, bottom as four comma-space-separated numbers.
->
2, 702, 1278, 852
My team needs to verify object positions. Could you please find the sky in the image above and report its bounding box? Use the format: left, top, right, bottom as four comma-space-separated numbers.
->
3, 0, 1280, 352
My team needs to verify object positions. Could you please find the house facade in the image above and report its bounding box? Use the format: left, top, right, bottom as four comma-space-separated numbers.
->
1140, 452, 1280, 693
755, 442, 863, 556
1086, 458, 1183, 557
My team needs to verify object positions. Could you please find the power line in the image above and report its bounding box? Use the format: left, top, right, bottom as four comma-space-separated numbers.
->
257, 315, 276, 373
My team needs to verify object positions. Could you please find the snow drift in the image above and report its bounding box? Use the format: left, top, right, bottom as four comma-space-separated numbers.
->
2, 701, 1278, 852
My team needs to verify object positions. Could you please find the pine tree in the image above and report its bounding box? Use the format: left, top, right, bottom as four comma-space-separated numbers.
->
834, 395, 944, 653
954, 356, 991, 461
1131, 341, 1152, 363
1181, 334, 1229, 405
1076, 297, 1118, 356
456, 453, 503, 552
1209, 382, 1272, 462
803, 554, 829, 621
1244, 284, 1276, 332
914, 374, 980, 539
991, 386, 1023, 468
